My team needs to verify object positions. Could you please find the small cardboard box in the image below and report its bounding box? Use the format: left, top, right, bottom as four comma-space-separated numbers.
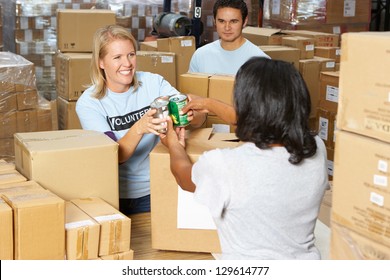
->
0, 197, 13, 260
332, 130, 390, 247
299, 59, 320, 118
71, 197, 131, 257
136, 51, 176, 87
317, 107, 337, 149
0, 93, 17, 113
0, 180, 46, 194
55, 52, 92, 101
326, 0, 371, 24
0, 170, 27, 186
261, 45, 300, 70
150, 128, 241, 253
330, 221, 390, 260
242, 26, 288, 45
282, 30, 339, 47
2, 190, 65, 260
14, 129, 119, 209
281, 36, 315, 59
157, 36, 196, 88
337, 32, 390, 144
57, 9, 116, 52
319, 71, 339, 114
57, 97, 82, 130
178, 73, 210, 98
65, 201, 100, 260
208, 75, 235, 107
314, 46, 341, 63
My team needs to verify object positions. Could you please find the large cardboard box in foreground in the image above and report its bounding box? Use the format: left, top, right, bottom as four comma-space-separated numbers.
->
14, 129, 119, 209
0, 197, 13, 260
332, 130, 390, 247
150, 128, 241, 253
337, 32, 390, 144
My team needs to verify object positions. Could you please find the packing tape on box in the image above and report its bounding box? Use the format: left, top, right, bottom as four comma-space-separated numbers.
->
108, 220, 122, 255
76, 227, 89, 260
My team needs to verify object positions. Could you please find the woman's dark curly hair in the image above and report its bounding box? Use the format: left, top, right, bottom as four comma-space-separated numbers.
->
234, 57, 317, 164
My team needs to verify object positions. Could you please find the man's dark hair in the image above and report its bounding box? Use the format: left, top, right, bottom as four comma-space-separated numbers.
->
213, 0, 248, 22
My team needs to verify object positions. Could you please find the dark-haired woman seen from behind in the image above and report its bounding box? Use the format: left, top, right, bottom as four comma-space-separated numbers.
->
161, 57, 329, 259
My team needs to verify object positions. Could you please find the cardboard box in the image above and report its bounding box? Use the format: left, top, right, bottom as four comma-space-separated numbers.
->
65, 201, 100, 260
208, 75, 235, 107
57, 9, 116, 52
332, 130, 390, 247
326, 147, 335, 181
281, 36, 315, 59
150, 128, 242, 253
261, 45, 300, 70
330, 221, 390, 260
57, 97, 82, 130
242, 26, 288, 45
337, 32, 390, 143
99, 249, 134, 260
282, 30, 340, 47
299, 59, 320, 118
319, 71, 339, 114
0, 93, 17, 113
71, 197, 131, 257
55, 52, 92, 101
0, 180, 46, 194
317, 108, 337, 149
0, 197, 13, 260
2, 190, 65, 260
157, 36, 196, 88
178, 73, 210, 98
0, 111, 17, 139
326, 0, 371, 24
14, 129, 119, 209
16, 90, 38, 111
314, 46, 341, 63
0, 170, 27, 186
136, 51, 176, 87
16, 109, 38, 133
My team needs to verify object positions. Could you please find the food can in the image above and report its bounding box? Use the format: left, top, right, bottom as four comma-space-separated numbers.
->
150, 96, 169, 133
168, 93, 189, 127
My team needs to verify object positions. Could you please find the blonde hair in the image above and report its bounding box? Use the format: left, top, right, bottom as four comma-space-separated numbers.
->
90, 25, 140, 99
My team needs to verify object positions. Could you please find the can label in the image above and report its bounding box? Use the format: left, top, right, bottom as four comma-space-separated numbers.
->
168, 94, 189, 127
150, 96, 169, 133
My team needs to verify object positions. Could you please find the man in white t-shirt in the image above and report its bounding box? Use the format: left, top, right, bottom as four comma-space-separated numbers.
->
189, 0, 270, 75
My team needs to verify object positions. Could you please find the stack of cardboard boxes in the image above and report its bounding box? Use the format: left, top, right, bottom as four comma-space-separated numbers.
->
1, 129, 133, 260
0, 52, 56, 161
262, 0, 371, 34
55, 9, 116, 130
330, 32, 390, 259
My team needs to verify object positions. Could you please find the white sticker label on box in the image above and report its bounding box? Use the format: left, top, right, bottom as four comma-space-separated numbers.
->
65, 220, 95, 230
333, 26, 341, 34
327, 159, 334, 177
181, 40, 193, 47
370, 192, 384, 207
94, 214, 125, 222
161, 56, 174, 63
326, 61, 335, 68
326, 85, 339, 103
318, 117, 329, 141
212, 124, 230, 133
378, 160, 388, 173
272, 0, 281, 15
344, 0, 356, 17
374, 174, 388, 187
305, 44, 314, 51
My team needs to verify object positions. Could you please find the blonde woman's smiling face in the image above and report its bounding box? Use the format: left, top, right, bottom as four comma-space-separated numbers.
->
99, 38, 137, 93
